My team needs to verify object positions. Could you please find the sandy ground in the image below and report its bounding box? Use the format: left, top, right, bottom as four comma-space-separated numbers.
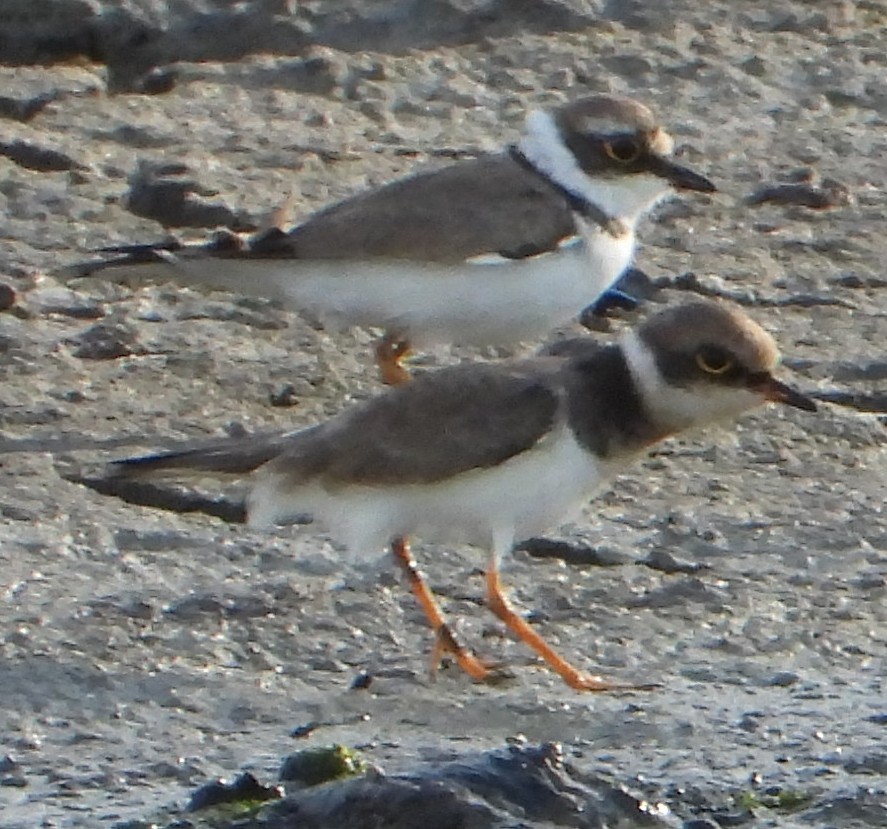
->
1, 2, 885, 827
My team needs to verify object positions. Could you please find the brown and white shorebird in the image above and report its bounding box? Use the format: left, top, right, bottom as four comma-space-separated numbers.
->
105, 300, 815, 691
65, 95, 715, 384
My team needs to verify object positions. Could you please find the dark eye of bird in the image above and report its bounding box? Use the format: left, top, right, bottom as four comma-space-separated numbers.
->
695, 346, 734, 376
604, 137, 641, 163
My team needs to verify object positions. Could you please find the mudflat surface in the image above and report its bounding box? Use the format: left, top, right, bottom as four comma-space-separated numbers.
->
0, 2, 885, 827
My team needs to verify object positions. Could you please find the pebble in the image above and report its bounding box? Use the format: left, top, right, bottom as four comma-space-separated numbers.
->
767, 671, 800, 687
67, 321, 143, 360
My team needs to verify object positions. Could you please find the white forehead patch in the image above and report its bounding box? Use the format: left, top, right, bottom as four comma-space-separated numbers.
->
650, 127, 674, 155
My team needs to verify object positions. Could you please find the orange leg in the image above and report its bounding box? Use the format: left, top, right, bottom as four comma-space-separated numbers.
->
375, 333, 413, 386
390, 537, 490, 682
485, 562, 658, 692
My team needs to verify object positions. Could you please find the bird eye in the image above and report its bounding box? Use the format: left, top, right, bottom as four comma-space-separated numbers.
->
604, 137, 641, 163
696, 347, 734, 375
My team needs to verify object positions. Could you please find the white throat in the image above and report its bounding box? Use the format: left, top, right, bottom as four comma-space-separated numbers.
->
518, 109, 674, 226
620, 329, 762, 433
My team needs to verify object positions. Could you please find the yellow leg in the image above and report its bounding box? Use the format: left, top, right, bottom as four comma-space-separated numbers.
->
375, 333, 413, 386
390, 537, 490, 682
485, 562, 658, 692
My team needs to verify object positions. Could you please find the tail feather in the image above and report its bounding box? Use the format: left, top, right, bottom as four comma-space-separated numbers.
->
110, 429, 308, 479
58, 238, 316, 307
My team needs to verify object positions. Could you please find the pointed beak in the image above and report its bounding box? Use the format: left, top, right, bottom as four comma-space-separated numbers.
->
749, 374, 817, 412
647, 155, 717, 193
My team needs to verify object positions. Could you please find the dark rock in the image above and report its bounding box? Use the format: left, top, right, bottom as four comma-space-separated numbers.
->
0, 93, 56, 122
131, 66, 178, 95
68, 321, 142, 360
747, 180, 852, 209
164, 594, 225, 619
0, 283, 15, 311
601, 54, 654, 77
270, 384, 300, 408
799, 788, 887, 825
99, 125, 171, 149
350, 671, 373, 690
28, 287, 103, 319
767, 671, 799, 687
627, 577, 725, 609
518, 538, 630, 567
290, 721, 321, 739
279, 745, 367, 787
0, 0, 97, 63
813, 389, 887, 414
0, 405, 64, 426
269, 743, 674, 828
187, 771, 281, 812
642, 548, 709, 574
831, 360, 887, 382
740, 56, 767, 77
124, 160, 256, 231
736, 713, 762, 733
0, 140, 86, 172
843, 753, 887, 774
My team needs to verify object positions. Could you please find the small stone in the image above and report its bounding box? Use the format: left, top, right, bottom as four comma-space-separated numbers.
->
269, 383, 300, 407
0, 93, 56, 122
747, 180, 851, 209
843, 753, 887, 774
741, 56, 767, 76
187, 771, 280, 812
27, 287, 103, 319
0, 139, 86, 172
124, 160, 256, 231
132, 66, 177, 95
830, 272, 865, 289
68, 322, 142, 360
768, 671, 800, 687
737, 714, 762, 732
0, 283, 15, 311
279, 745, 366, 786
601, 55, 653, 77
350, 671, 373, 691
642, 548, 708, 574
290, 721, 320, 739
518, 538, 629, 567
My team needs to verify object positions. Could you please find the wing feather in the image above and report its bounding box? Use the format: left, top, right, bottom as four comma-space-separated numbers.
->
267, 360, 564, 487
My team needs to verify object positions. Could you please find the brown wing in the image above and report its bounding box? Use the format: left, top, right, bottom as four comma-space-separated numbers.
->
250, 152, 577, 264
267, 360, 564, 487
61, 153, 577, 284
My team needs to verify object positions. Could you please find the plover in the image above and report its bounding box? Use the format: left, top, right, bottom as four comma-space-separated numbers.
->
107, 300, 816, 691
67, 95, 715, 384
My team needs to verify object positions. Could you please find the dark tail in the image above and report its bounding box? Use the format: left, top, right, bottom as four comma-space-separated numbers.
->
110, 428, 311, 478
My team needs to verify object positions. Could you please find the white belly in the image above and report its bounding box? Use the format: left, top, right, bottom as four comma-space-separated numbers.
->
173, 230, 635, 347
247, 426, 613, 557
